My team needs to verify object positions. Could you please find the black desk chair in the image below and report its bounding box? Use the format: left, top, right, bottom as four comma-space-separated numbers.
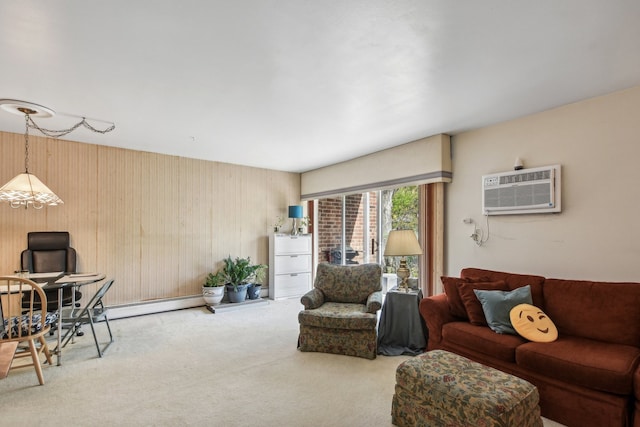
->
21, 231, 82, 312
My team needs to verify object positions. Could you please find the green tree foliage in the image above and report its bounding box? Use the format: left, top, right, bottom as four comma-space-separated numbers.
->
391, 186, 418, 231
385, 186, 420, 277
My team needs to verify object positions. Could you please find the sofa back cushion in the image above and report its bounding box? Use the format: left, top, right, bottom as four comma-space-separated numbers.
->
442, 276, 491, 319
461, 268, 545, 308
544, 278, 640, 347
458, 281, 508, 325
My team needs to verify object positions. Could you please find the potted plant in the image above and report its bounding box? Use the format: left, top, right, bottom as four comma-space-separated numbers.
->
273, 215, 284, 233
222, 256, 267, 303
247, 265, 267, 300
202, 270, 226, 306
298, 216, 312, 234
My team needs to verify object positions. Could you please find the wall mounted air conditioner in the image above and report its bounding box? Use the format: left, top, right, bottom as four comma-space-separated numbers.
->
482, 165, 561, 215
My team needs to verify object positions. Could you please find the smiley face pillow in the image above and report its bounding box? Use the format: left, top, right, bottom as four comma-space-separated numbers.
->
509, 303, 558, 342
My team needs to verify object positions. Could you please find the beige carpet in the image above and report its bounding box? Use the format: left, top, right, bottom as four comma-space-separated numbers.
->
1, 298, 564, 426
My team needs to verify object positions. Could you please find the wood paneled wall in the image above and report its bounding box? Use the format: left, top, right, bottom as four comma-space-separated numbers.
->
0, 130, 300, 306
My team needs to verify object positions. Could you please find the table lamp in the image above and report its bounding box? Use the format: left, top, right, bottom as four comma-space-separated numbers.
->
384, 229, 422, 292
288, 205, 303, 235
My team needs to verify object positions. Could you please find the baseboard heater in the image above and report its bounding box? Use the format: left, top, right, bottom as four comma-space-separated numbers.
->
108, 289, 270, 319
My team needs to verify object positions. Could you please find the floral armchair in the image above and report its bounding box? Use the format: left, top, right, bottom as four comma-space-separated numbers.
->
298, 263, 383, 359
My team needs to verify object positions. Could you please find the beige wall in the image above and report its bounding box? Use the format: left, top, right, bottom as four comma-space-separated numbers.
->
0, 131, 300, 306
445, 86, 640, 287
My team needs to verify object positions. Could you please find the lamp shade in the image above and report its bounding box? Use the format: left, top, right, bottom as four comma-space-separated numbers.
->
0, 172, 63, 208
384, 229, 422, 256
288, 205, 303, 218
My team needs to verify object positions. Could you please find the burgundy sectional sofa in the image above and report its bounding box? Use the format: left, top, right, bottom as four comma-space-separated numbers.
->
419, 268, 640, 427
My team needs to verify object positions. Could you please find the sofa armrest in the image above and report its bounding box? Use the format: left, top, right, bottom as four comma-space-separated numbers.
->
301, 288, 325, 309
419, 293, 455, 345
365, 291, 383, 313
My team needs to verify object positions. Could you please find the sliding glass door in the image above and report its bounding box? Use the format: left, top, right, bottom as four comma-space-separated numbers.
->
315, 186, 419, 277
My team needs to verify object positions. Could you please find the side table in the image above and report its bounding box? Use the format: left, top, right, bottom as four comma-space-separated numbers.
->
377, 287, 428, 356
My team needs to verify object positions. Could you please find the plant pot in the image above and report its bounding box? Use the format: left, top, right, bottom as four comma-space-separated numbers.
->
247, 283, 261, 300
226, 284, 249, 303
202, 286, 224, 306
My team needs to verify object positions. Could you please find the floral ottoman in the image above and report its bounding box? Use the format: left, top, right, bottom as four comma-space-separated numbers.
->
392, 350, 542, 427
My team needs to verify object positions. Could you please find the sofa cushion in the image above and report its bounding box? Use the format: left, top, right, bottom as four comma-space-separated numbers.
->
516, 336, 640, 395
474, 286, 533, 334
459, 281, 508, 325
441, 276, 497, 319
461, 268, 545, 309
544, 278, 640, 347
442, 322, 526, 363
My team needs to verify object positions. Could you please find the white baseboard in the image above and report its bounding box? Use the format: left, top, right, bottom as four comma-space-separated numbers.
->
109, 295, 205, 319
108, 288, 270, 319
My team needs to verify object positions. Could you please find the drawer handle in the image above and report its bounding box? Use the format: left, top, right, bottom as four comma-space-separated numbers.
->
290, 273, 298, 277
290, 255, 298, 258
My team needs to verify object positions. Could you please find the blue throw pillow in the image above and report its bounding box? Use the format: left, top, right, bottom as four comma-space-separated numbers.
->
473, 285, 532, 334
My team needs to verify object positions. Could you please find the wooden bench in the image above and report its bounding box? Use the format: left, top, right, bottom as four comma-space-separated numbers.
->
0, 341, 19, 379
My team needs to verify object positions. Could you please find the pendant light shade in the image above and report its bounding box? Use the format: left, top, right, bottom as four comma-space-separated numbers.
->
0, 172, 63, 209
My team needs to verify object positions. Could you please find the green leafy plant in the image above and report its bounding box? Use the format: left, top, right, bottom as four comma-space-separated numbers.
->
204, 270, 226, 287
222, 255, 267, 291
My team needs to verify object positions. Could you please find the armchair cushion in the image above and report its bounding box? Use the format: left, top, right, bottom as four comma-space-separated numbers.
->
298, 302, 378, 330
313, 263, 382, 303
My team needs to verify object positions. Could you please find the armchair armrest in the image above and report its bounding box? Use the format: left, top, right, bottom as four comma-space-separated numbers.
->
301, 288, 325, 309
419, 293, 456, 346
365, 290, 383, 313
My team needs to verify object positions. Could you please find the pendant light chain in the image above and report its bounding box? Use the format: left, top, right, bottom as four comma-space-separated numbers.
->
26, 115, 115, 138
24, 113, 30, 173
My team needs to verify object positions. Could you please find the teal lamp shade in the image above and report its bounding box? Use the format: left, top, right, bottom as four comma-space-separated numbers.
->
288, 205, 303, 218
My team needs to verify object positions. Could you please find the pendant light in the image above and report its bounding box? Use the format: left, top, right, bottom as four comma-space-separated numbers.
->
0, 99, 115, 209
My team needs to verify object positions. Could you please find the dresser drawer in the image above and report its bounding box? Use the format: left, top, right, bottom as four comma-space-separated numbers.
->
273, 272, 311, 299
273, 235, 311, 254
274, 254, 311, 274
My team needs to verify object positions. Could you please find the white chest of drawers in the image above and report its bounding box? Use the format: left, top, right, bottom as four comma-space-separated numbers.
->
269, 233, 312, 300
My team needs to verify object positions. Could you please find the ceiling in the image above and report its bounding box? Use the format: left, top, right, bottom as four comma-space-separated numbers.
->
1, 1, 639, 173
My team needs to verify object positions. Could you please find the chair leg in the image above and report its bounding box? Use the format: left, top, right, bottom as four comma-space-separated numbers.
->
27, 339, 45, 385
39, 335, 53, 365
105, 317, 114, 346
88, 318, 102, 357
60, 320, 80, 349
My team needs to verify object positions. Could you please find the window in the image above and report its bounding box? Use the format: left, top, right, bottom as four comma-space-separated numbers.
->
315, 186, 419, 276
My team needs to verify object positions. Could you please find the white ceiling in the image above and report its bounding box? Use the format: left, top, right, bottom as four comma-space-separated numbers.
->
1, 1, 639, 173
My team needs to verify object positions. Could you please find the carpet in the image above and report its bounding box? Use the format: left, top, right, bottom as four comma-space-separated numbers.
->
1, 298, 564, 426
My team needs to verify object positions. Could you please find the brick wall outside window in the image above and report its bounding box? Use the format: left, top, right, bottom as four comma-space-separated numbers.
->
317, 193, 378, 265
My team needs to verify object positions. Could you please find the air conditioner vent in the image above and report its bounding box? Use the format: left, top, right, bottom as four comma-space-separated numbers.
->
499, 169, 551, 185
482, 165, 561, 215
